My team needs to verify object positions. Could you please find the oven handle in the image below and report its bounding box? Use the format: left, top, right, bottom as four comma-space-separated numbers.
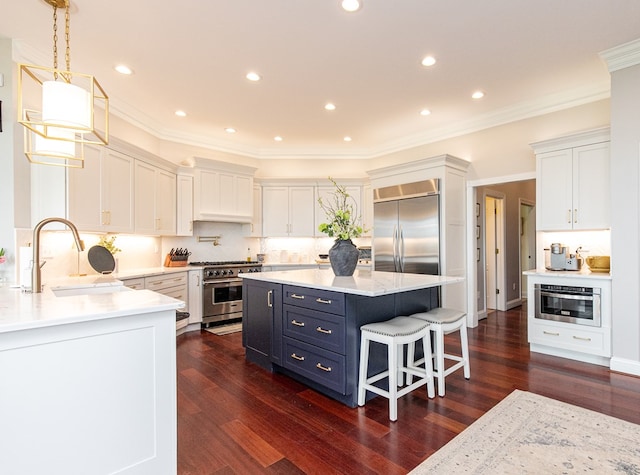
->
203, 279, 242, 288
539, 291, 594, 301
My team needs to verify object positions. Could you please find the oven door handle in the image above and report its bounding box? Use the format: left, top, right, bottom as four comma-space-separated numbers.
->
540, 291, 594, 301
203, 279, 242, 288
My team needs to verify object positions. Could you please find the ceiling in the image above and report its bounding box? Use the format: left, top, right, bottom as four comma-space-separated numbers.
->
2, 1, 640, 159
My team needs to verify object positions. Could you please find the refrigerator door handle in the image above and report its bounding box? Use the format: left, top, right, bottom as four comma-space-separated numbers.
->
399, 227, 405, 272
393, 225, 399, 272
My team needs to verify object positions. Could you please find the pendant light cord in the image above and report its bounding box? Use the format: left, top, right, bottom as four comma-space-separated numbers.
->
51, 2, 72, 80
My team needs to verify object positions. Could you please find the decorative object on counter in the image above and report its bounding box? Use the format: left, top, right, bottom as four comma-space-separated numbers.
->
88, 245, 116, 274
97, 235, 120, 255
317, 177, 365, 276
586, 255, 610, 273
0, 247, 5, 264
164, 248, 191, 267
256, 253, 265, 263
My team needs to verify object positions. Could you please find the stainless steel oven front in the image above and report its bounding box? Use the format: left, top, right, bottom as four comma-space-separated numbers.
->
534, 283, 601, 327
203, 278, 243, 324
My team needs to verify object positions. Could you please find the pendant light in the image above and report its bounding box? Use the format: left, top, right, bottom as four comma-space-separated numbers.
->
17, 0, 108, 168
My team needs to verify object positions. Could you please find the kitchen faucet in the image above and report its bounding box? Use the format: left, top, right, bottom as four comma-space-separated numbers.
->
32, 217, 85, 293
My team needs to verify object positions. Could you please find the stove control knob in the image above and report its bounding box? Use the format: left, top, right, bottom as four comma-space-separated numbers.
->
220, 270, 227, 276
227, 269, 234, 276
213, 270, 221, 277
237, 269, 243, 274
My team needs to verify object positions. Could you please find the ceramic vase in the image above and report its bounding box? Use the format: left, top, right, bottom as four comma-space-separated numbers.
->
328, 239, 359, 276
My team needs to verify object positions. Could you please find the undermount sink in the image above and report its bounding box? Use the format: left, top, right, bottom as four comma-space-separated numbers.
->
50, 279, 130, 297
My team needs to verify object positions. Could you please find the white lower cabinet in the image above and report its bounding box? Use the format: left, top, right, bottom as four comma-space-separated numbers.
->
188, 269, 203, 325
526, 273, 611, 366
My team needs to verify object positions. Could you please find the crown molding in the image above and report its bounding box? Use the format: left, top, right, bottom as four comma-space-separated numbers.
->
600, 38, 640, 72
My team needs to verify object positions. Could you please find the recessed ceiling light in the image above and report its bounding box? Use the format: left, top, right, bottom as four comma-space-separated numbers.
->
421, 56, 436, 67
225, 127, 236, 134
325, 103, 336, 111
472, 90, 485, 99
274, 136, 283, 142
246, 72, 261, 82
344, 136, 352, 142
114, 64, 133, 75
341, 0, 362, 12
175, 110, 187, 117
420, 109, 431, 116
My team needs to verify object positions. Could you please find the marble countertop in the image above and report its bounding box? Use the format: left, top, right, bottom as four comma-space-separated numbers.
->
113, 266, 198, 280
0, 286, 183, 334
523, 269, 612, 280
240, 268, 464, 297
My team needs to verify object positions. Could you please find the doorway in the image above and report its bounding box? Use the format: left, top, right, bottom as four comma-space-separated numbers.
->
520, 201, 536, 298
485, 194, 506, 311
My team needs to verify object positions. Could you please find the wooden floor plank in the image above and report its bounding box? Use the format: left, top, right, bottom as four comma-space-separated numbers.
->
177, 304, 640, 474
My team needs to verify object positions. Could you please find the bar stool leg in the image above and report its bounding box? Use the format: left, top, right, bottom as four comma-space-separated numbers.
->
388, 338, 398, 421
422, 332, 436, 399
460, 323, 471, 379
433, 326, 446, 397
357, 335, 370, 406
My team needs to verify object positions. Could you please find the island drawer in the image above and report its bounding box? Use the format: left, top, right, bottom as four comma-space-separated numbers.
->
282, 337, 346, 394
283, 305, 346, 354
283, 285, 345, 315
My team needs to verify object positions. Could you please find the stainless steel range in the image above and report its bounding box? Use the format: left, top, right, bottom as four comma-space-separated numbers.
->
189, 261, 262, 326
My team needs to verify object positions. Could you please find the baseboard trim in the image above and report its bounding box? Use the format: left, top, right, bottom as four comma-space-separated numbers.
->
610, 357, 640, 376
506, 298, 522, 310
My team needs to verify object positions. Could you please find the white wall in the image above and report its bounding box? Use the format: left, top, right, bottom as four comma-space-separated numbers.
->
608, 59, 640, 375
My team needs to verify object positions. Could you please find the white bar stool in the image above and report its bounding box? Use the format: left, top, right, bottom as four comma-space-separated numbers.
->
357, 316, 435, 421
408, 308, 470, 397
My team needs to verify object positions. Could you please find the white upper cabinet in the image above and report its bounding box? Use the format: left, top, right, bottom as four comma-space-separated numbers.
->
193, 159, 256, 223
176, 174, 194, 236
533, 128, 610, 231
262, 186, 315, 237
68, 146, 135, 233
248, 184, 262, 237
134, 161, 176, 235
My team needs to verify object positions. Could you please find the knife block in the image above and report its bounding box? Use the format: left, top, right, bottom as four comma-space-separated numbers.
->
164, 254, 188, 267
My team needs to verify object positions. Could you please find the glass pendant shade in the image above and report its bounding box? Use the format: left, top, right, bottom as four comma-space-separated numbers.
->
42, 80, 91, 129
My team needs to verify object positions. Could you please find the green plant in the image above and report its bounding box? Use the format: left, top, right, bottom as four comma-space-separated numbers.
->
317, 177, 365, 240
98, 235, 121, 255
0, 248, 4, 257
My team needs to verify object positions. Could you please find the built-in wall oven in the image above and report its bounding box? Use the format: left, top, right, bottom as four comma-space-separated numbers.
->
534, 283, 601, 327
190, 261, 262, 326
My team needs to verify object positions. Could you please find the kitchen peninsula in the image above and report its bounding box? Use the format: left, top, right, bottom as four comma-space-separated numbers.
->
0, 285, 182, 474
240, 268, 463, 407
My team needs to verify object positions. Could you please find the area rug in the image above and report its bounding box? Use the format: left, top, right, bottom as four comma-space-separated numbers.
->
204, 323, 243, 336
409, 389, 640, 474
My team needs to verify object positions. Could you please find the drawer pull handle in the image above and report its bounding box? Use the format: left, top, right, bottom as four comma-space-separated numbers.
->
290, 353, 305, 361
543, 331, 560, 336
291, 320, 305, 327
316, 298, 332, 304
316, 326, 332, 334
267, 290, 273, 308
291, 294, 305, 300
316, 363, 332, 372
573, 335, 592, 342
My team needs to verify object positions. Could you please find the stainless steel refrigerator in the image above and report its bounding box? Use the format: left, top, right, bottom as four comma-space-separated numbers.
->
373, 179, 440, 275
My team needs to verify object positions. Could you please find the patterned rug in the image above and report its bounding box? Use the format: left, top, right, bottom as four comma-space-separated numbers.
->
204, 323, 243, 336
409, 389, 640, 474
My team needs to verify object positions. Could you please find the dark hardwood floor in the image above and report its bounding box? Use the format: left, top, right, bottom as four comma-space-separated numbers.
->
176, 304, 640, 474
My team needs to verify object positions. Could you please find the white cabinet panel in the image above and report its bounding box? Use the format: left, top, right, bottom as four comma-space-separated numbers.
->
135, 162, 176, 235
176, 174, 194, 236
263, 186, 315, 237
194, 169, 253, 223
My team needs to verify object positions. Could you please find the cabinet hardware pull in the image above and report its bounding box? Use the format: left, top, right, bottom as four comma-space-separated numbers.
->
573, 335, 591, 342
154, 281, 164, 286
543, 331, 560, 336
574, 209, 578, 224
291, 294, 305, 299
567, 209, 571, 224
316, 298, 332, 304
291, 320, 305, 327
316, 327, 332, 334
267, 290, 273, 308
316, 363, 332, 372
291, 353, 305, 361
